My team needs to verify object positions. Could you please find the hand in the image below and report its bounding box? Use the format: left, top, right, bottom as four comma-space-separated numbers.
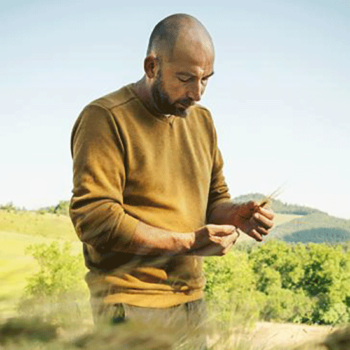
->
190, 224, 240, 256
233, 201, 274, 242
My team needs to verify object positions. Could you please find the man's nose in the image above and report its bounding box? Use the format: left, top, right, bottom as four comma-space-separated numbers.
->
187, 82, 202, 102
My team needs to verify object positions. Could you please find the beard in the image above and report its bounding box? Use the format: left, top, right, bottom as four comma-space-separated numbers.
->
151, 70, 194, 118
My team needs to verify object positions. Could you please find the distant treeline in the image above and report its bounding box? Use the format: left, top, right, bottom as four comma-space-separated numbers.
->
0, 201, 70, 216
0, 193, 326, 217
38, 201, 70, 216
1, 193, 324, 217
233, 193, 325, 215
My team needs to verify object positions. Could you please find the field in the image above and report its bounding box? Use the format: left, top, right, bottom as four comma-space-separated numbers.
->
1, 206, 350, 349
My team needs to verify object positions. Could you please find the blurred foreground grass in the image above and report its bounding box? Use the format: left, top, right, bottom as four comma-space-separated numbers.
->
0, 310, 349, 350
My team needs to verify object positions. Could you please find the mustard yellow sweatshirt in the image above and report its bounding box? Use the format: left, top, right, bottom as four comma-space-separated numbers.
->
70, 84, 231, 308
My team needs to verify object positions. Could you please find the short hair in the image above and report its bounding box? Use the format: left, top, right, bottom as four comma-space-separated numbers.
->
146, 14, 211, 58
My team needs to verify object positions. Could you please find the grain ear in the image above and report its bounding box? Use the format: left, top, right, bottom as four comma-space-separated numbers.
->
259, 183, 286, 208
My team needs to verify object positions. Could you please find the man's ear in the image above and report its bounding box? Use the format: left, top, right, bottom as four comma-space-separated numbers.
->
144, 56, 158, 79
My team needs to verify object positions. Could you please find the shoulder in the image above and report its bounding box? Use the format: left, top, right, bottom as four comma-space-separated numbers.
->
72, 85, 136, 138
86, 84, 137, 113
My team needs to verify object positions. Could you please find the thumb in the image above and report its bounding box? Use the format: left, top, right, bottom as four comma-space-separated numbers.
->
238, 201, 258, 218
244, 201, 258, 211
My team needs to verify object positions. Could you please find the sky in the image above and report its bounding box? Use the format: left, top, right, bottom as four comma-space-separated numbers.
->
0, 0, 349, 219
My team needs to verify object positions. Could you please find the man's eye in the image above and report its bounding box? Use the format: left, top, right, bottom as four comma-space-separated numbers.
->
178, 77, 191, 83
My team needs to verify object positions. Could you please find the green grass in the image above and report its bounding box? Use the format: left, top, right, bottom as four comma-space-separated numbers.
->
0, 210, 77, 241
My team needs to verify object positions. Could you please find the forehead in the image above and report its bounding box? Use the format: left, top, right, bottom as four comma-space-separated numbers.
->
163, 33, 214, 75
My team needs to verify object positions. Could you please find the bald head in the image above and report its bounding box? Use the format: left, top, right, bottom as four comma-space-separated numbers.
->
135, 14, 215, 117
146, 14, 214, 60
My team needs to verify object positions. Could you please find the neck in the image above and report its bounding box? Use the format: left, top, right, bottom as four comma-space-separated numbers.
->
133, 77, 163, 116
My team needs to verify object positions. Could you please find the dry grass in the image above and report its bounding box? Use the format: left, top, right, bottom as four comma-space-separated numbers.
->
0, 309, 349, 350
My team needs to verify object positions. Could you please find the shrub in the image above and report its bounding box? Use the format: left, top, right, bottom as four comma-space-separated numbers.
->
18, 241, 90, 326
204, 240, 350, 325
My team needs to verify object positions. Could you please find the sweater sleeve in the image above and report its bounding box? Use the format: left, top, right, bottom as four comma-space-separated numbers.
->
206, 122, 231, 221
69, 104, 139, 251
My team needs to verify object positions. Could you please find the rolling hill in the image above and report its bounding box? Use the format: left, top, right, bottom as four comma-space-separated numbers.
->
233, 193, 350, 244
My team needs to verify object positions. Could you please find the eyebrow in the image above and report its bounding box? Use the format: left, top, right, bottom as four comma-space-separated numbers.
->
176, 71, 215, 79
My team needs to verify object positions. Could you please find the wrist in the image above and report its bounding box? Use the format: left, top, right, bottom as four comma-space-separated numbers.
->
209, 201, 237, 226
178, 232, 196, 253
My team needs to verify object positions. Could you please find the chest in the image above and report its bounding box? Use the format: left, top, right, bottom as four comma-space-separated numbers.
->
122, 117, 214, 200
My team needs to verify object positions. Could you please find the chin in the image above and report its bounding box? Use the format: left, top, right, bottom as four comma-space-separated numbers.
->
172, 105, 192, 118
173, 110, 188, 118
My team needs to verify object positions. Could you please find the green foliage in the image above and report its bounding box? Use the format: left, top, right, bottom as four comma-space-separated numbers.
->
204, 240, 350, 325
204, 250, 263, 325
24, 242, 85, 297
18, 242, 89, 326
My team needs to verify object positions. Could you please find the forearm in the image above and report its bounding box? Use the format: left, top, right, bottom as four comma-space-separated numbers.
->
121, 221, 195, 256
71, 196, 196, 256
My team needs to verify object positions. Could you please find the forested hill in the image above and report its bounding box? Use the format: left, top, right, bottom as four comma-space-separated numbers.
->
233, 193, 325, 215
233, 193, 350, 244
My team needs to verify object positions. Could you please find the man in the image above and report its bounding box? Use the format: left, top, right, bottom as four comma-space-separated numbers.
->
70, 13, 274, 344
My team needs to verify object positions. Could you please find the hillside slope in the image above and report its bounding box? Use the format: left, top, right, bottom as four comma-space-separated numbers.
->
233, 193, 350, 244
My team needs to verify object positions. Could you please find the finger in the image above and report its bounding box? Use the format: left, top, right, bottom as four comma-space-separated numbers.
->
192, 230, 239, 256
245, 201, 259, 213
191, 242, 229, 256
210, 224, 236, 237
248, 229, 263, 242
256, 206, 275, 220
236, 201, 257, 220
252, 212, 274, 230
223, 230, 240, 244
256, 226, 269, 236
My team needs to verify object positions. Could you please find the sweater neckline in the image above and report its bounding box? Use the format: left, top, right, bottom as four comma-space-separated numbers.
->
128, 83, 176, 125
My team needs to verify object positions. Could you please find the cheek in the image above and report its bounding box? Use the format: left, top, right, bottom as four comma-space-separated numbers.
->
163, 82, 186, 102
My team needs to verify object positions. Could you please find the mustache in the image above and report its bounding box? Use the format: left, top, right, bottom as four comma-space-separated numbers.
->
177, 98, 195, 108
